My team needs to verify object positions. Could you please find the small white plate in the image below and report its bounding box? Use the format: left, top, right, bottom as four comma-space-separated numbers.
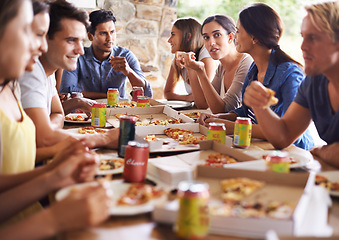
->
55, 180, 166, 215
157, 100, 193, 110
96, 152, 124, 175
316, 171, 339, 197
243, 150, 313, 169
64, 113, 91, 124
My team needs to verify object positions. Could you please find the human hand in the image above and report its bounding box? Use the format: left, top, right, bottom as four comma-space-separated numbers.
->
175, 51, 186, 69
82, 128, 119, 149
48, 138, 88, 168
63, 97, 96, 117
49, 182, 112, 231
110, 56, 131, 75
50, 150, 99, 190
198, 113, 216, 127
311, 142, 339, 168
182, 52, 205, 72
243, 81, 274, 110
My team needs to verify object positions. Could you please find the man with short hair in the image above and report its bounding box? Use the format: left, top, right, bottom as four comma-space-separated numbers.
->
243, 1, 339, 167
19, 0, 118, 149
60, 9, 152, 100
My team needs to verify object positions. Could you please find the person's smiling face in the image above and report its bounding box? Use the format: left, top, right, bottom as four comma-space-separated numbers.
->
0, 0, 33, 79
168, 25, 183, 54
46, 18, 86, 71
26, 11, 50, 72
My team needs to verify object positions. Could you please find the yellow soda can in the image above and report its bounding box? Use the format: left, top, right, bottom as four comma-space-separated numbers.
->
207, 122, 226, 144
91, 104, 106, 127
136, 96, 150, 107
107, 88, 119, 106
175, 181, 210, 239
233, 117, 252, 148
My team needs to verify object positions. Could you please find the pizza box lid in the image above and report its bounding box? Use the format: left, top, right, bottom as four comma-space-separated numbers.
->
106, 105, 195, 134
152, 168, 327, 238
146, 142, 266, 188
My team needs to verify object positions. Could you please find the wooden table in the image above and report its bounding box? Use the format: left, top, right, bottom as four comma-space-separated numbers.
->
60, 124, 339, 240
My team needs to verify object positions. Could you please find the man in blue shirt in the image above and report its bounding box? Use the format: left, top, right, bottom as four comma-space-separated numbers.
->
60, 9, 152, 99
243, 2, 339, 168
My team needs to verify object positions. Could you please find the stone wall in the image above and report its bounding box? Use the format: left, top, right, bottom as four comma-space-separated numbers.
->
89, 0, 177, 99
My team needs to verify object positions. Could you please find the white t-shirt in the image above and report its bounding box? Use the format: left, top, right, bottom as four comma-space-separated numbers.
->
182, 45, 211, 94
18, 60, 57, 114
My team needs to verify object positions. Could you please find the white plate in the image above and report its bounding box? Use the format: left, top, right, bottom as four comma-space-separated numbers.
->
316, 171, 339, 197
96, 152, 124, 175
55, 180, 166, 215
64, 113, 91, 124
156, 100, 192, 110
243, 150, 313, 169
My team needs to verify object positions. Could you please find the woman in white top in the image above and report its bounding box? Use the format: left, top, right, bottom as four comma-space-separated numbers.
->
164, 17, 217, 102
180, 15, 253, 113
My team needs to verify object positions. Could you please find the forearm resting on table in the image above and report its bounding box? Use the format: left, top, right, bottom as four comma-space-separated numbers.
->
82, 91, 107, 100
312, 142, 339, 168
0, 209, 58, 240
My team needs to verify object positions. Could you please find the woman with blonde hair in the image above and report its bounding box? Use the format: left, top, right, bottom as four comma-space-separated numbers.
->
164, 17, 216, 103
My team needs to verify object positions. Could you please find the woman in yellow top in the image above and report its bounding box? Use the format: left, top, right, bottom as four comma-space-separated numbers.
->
0, 0, 111, 238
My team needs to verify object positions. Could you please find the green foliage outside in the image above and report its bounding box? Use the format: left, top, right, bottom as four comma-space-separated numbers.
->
177, 0, 316, 63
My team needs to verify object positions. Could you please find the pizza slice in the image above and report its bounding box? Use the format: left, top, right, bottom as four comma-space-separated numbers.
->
220, 178, 265, 202
117, 184, 164, 206
263, 88, 279, 108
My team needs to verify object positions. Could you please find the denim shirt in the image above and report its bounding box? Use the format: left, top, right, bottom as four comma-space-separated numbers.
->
232, 50, 314, 150
60, 46, 152, 99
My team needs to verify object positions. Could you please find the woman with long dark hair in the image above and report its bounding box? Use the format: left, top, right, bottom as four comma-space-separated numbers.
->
199, 3, 314, 150
181, 15, 253, 112
164, 17, 217, 102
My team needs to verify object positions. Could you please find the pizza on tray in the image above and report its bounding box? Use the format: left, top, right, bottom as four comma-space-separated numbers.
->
136, 118, 183, 126
65, 114, 89, 121
220, 177, 264, 202
117, 184, 165, 206
99, 159, 124, 171
209, 178, 294, 219
110, 101, 137, 108
164, 128, 207, 145
202, 153, 238, 167
315, 175, 339, 192
183, 111, 201, 119
78, 127, 108, 134
114, 114, 140, 121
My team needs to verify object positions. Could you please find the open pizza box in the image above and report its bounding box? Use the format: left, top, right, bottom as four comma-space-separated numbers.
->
135, 124, 209, 153
152, 167, 331, 238
106, 105, 194, 132
147, 140, 263, 188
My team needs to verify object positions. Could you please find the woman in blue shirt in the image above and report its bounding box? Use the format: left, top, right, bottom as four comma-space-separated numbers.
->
199, 3, 314, 150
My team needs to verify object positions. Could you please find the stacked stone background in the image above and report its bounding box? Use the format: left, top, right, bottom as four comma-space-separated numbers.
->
84, 0, 177, 99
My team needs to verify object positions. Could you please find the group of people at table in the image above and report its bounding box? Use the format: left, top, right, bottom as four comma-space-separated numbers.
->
0, 0, 338, 238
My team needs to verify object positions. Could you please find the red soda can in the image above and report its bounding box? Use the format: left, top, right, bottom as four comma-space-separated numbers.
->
132, 86, 144, 101
123, 141, 149, 183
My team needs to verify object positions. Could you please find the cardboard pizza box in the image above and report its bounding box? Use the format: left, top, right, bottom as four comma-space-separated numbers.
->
146, 140, 263, 188
152, 168, 330, 238
106, 105, 195, 134
136, 124, 208, 153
